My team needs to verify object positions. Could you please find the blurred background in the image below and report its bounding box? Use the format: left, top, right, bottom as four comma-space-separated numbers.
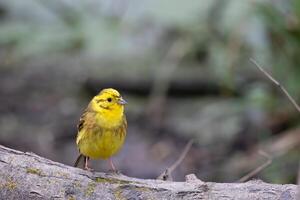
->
0, 0, 299, 183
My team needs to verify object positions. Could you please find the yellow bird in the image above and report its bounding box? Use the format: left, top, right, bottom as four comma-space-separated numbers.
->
74, 88, 127, 171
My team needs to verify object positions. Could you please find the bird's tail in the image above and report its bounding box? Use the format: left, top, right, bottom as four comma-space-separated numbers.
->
74, 154, 85, 167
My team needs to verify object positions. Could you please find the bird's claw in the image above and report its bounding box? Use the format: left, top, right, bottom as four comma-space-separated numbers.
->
84, 167, 94, 172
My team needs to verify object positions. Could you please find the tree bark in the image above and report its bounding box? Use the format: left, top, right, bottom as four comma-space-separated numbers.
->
0, 145, 297, 200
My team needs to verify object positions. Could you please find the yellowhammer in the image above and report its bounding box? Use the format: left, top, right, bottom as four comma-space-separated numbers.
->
74, 88, 127, 171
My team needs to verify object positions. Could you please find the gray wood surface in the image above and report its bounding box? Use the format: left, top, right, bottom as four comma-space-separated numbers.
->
0, 145, 297, 200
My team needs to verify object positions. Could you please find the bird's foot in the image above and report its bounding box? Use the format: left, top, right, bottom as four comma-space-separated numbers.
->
84, 166, 94, 171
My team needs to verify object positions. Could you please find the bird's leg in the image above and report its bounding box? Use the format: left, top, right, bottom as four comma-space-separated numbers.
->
84, 157, 93, 171
108, 158, 117, 172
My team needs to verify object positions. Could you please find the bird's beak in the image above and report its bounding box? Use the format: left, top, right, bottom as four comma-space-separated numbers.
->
118, 97, 127, 105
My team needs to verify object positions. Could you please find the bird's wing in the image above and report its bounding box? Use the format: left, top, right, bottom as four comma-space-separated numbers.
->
77, 109, 87, 133
76, 108, 89, 145
123, 115, 127, 130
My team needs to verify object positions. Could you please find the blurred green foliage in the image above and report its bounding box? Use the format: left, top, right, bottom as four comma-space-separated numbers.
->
1, 0, 298, 97
257, 0, 300, 99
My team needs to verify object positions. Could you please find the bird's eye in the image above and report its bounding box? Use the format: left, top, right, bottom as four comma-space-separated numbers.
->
107, 98, 112, 102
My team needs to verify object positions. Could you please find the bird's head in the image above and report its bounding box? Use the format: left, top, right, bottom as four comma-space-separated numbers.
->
92, 88, 127, 113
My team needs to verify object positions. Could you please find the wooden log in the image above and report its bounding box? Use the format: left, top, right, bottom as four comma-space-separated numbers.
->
0, 145, 297, 200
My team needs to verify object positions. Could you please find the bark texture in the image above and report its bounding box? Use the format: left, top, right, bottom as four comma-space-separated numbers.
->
0, 145, 298, 200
